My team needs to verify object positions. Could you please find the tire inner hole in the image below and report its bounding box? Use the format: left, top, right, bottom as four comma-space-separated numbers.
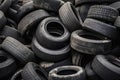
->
57, 70, 77, 75
0, 56, 7, 63
47, 22, 64, 37
80, 34, 103, 40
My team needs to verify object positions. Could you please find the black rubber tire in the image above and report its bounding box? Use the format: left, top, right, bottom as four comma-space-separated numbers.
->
75, 0, 118, 6
7, 8, 17, 20
0, 11, 7, 29
109, 1, 120, 11
11, 70, 23, 80
18, 10, 50, 37
0, 0, 12, 13
109, 46, 120, 57
91, 55, 120, 80
85, 63, 101, 80
59, 2, 82, 32
1, 37, 35, 64
7, 18, 17, 28
14, 1, 35, 24
36, 17, 70, 50
76, 4, 92, 22
72, 50, 84, 66
40, 57, 72, 72
72, 50, 94, 67
87, 5, 119, 23
33, 0, 64, 12
71, 30, 112, 55
0, 26, 21, 41
83, 18, 119, 40
21, 62, 48, 80
0, 50, 17, 79
49, 66, 86, 80
32, 38, 70, 62
114, 16, 120, 29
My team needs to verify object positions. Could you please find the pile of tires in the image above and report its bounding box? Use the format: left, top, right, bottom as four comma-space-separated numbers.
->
0, 0, 119, 80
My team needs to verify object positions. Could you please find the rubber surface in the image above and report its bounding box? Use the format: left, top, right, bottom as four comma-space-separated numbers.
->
1, 37, 35, 64
33, 0, 64, 12
32, 38, 70, 62
71, 30, 112, 55
36, 17, 70, 50
18, 10, 50, 36
92, 55, 120, 80
22, 62, 48, 80
59, 2, 82, 32
83, 18, 119, 40
0, 11, 7, 29
49, 66, 86, 80
11, 70, 23, 80
0, 0, 12, 13
75, 0, 119, 6
87, 5, 119, 23
0, 50, 17, 79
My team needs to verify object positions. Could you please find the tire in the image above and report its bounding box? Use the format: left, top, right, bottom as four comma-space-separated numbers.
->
87, 5, 119, 23
32, 38, 70, 62
14, 1, 35, 24
11, 0, 19, 5
49, 66, 86, 80
0, 0, 12, 13
18, 10, 50, 37
91, 55, 120, 80
7, 18, 17, 28
72, 50, 94, 67
40, 57, 72, 72
21, 62, 48, 80
71, 30, 112, 55
83, 18, 119, 40
11, 70, 23, 80
36, 17, 70, 50
85, 63, 101, 80
0, 11, 7, 29
76, 4, 92, 22
0, 50, 17, 79
59, 2, 82, 32
0, 26, 21, 41
114, 16, 120, 29
75, 0, 118, 6
33, 0, 64, 12
7, 8, 17, 20
1, 37, 35, 64
109, 1, 120, 10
